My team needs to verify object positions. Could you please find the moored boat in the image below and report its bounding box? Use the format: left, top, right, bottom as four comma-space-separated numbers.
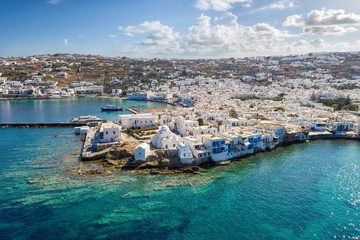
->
101, 105, 124, 111
70, 115, 102, 123
74, 126, 90, 135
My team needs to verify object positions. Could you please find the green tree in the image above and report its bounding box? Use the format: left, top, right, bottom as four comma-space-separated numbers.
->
229, 108, 238, 118
197, 118, 204, 126
274, 107, 285, 112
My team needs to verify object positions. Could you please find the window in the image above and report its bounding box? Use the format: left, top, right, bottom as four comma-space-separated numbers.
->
113, 131, 115, 134
183, 153, 186, 157
106, 131, 108, 134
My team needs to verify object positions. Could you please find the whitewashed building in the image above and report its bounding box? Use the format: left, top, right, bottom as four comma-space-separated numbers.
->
177, 143, 193, 164
118, 113, 157, 129
309, 122, 327, 132
151, 126, 178, 149
99, 123, 121, 143
134, 143, 150, 161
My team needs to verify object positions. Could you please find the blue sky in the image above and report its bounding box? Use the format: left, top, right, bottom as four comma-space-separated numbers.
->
0, 0, 359, 58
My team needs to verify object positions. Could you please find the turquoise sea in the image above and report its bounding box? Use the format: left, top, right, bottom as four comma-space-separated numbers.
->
0, 97, 175, 123
1, 98, 360, 239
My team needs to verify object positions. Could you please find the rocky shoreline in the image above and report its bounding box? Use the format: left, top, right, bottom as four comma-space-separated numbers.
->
68, 142, 207, 176
68, 137, 360, 176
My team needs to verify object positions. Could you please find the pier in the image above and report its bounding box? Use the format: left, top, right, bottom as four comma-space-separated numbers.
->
0, 122, 98, 128
125, 108, 139, 114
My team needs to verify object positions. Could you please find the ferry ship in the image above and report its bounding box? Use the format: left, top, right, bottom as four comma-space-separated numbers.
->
70, 115, 102, 123
101, 105, 124, 111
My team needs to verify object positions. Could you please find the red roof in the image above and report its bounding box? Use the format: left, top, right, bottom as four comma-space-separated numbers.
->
148, 108, 167, 113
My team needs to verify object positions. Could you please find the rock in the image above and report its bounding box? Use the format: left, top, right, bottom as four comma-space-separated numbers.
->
26, 179, 38, 184
106, 142, 138, 160
191, 166, 201, 171
87, 169, 103, 174
180, 166, 203, 174
106, 159, 120, 166
150, 170, 160, 175
216, 161, 231, 166
181, 167, 195, 174
136, 161, 159, 170
158, 159, 170, 168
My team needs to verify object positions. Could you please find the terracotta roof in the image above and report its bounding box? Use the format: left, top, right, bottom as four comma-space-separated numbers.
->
148, 108, 167, 113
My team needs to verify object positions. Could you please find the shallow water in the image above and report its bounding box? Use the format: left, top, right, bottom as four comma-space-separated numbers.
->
1, 127, 359, 239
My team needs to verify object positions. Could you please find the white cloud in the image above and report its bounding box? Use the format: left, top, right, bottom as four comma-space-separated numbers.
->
117, 11, 358, 57
285, 38, 328, 53
215, 12, 238, 26
249, 0, 294, 13
283, 15, 302, 27
122, 32, 134, 37
305, 9, 360, 26
46, 0, 62, 4
268, 0, 293, 10
119, 21, 183, 54
283, 8, 360, 35
194, 0, 250, 11
64, 38, 74, 46
120, 20, 180, 46
78, 34, 83, 38
108, 34, 116, 38
303, 26, 357, 35
183, 12, 295, 56
257, 0, 294, 11
309, 38, 327, 48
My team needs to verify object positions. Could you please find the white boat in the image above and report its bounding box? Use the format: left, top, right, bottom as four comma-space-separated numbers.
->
74, 126, 90, 135
71, 115, 102, 123
101, 104, 124, 111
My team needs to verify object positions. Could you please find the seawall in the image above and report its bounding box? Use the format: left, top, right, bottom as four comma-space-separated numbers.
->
0, 122, 88, 128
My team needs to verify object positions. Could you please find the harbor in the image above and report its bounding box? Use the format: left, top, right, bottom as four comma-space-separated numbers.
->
0, 122, 87, 128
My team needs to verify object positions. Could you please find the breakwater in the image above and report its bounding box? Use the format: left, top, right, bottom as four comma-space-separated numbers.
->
0, 122, 89, 128
125, 108, 139, 114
